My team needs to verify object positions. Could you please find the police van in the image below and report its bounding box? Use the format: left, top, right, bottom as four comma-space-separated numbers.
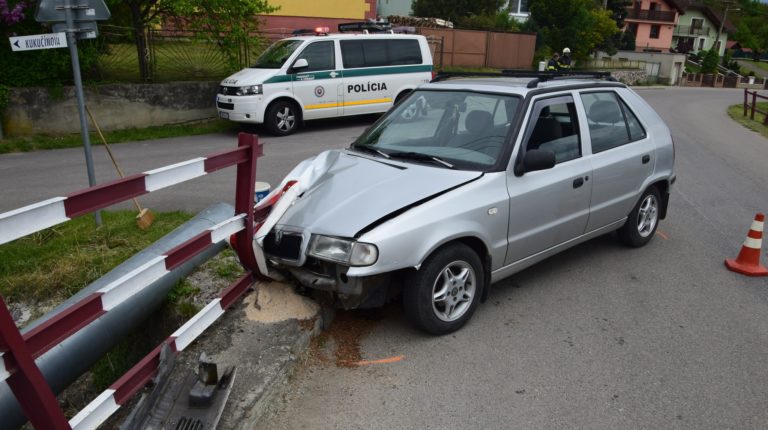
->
215, 28, 434, 135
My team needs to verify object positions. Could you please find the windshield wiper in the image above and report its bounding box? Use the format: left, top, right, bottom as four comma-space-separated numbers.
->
387, 151, 454, 168
350, 145, 390, 159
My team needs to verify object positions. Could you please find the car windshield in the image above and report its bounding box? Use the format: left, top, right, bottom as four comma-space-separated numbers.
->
251, 40, 303, 69
352, 90, 520, 170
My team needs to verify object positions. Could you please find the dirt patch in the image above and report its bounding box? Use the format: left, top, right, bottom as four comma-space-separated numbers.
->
243, 282, 319, 323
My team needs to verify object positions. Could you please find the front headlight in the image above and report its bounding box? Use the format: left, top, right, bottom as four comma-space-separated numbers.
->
236, 84, 263, 96
307, 235, 378, 266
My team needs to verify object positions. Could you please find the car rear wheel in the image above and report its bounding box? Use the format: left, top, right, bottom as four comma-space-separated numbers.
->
404, 243, 483, 335
265, 100, 299, 136
618, 187, 660, 247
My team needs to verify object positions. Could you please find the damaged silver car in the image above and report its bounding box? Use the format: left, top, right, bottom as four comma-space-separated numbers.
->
251, 72, 676, 334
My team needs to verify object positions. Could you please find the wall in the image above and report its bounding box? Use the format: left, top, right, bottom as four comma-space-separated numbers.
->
259, 0, 376, 32
609, 70, 649, 86
673, 9, 726, 56
418, 28, 536, 69
627, 0, 679, 52
377, 0, 412, 17
2, 82, 219, 136
598, 50, 686, 85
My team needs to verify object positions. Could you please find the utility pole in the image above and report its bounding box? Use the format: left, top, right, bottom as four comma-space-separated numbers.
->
715, 3, 739, 57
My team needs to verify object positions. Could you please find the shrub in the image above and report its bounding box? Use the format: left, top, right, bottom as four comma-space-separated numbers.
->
701, 49, 719, 74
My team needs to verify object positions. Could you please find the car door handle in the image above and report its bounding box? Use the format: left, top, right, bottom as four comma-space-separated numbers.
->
573, 177, 584, 188
642, 154, 650, 164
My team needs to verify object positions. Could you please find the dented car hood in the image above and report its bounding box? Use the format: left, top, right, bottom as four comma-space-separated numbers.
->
262, 149, 482, 238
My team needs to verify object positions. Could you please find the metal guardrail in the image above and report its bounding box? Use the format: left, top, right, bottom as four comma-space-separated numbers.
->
0, 133, 264, 429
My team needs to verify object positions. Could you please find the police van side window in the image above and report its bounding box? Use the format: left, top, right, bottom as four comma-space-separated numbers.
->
295, 41, 335, 72
389, 40, 422, 65
340, 39, 423, 69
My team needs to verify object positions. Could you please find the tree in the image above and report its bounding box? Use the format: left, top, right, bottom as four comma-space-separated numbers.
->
701, 49, 719, 73
411, 0, 505, 24
528, 0, 620, 60
170, 0, 278, 69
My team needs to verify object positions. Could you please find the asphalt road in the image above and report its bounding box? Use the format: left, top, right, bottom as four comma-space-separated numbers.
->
0, 115, 377, 213
2, 88, 768, 429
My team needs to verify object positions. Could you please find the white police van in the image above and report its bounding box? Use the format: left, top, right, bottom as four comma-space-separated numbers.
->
215, 28, 434, 136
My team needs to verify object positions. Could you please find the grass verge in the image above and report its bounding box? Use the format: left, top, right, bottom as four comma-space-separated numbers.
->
0, 119, 238, 154
0, 210, 193, 304
727, 103, 768, 139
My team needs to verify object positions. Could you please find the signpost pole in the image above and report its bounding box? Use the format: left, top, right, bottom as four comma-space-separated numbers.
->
62, 0, 101, 226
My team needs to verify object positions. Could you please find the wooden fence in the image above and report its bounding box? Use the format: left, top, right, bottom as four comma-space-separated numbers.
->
416, 28, 536, 69
743, 89, 768, 125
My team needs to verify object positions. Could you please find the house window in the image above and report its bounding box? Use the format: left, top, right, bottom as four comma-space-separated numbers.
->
509, 0, 529, 14
650, 25, 660, 39
698, 38, 705, 50
691, 18, 704, 29
627, 23, 638, 36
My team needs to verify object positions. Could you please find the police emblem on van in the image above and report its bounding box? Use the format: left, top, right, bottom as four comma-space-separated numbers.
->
348, 82, 387, 93
314, 86, 325, 97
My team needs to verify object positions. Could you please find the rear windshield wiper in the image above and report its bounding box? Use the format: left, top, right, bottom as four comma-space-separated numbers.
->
350, 145, 390, 159
386, 151, 454, 169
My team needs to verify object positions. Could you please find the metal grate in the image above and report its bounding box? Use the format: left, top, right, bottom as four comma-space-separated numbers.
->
175, 416, 204, 430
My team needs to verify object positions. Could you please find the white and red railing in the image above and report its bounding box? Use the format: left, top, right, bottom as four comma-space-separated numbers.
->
0, 133, 264, 429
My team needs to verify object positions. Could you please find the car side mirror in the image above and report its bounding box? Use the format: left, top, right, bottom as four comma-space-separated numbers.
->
291, 58, 309, 73
516, 149, 556, 175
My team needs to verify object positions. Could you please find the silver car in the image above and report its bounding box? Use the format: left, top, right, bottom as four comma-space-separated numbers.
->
252, 74, 675, 334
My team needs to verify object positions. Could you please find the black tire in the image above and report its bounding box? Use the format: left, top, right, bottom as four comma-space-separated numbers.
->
618, 187, 661, 247
403, 243, 484, 335
265, 100, 299, 136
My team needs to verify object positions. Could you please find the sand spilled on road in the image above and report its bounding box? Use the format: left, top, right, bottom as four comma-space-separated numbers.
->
244, 281, 319, 323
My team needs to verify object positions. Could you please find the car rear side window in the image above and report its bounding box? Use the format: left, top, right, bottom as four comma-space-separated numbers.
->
523, 95, 581, 164
581, 91, 645, 154
340, 39, 423, 69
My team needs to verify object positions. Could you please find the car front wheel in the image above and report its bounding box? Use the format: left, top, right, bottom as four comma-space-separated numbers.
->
265, 100, 299, 136
404, 243, 483, 335
618, 186, 661, 247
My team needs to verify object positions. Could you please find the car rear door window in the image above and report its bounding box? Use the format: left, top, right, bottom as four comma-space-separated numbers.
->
522, 95, 581, 164
581, 91, 646, 154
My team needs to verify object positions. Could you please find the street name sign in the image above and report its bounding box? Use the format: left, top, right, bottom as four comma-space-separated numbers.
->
9, 32, 68, 51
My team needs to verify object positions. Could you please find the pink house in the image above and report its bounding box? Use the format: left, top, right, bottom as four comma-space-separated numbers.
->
624, 0, 686, 52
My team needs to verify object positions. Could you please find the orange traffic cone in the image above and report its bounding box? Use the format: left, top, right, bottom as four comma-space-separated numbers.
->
725, 213, 768, 277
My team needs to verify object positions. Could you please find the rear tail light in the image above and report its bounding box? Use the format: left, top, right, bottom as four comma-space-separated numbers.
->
431, 69, 436, 80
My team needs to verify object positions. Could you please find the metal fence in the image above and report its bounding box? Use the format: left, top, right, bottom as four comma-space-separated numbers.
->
92, 26, 290, 83
91, 26, 446, 82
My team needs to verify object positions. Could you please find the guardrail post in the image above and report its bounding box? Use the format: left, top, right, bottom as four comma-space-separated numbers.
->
744, 88, 748, 117
751, 91, 757, 120
0, 297, 70, 429
233, 133, 263, 273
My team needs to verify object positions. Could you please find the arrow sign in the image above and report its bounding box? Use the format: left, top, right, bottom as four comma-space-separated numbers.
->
9, 32, 68, 52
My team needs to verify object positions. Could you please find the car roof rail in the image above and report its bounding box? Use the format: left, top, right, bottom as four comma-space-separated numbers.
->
430, 70, 617, 87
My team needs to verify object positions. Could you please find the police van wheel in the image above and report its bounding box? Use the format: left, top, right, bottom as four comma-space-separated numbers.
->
266, 101, 299, 136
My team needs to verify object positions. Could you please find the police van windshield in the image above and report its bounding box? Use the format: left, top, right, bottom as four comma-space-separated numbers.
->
251, 40, 303, 69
